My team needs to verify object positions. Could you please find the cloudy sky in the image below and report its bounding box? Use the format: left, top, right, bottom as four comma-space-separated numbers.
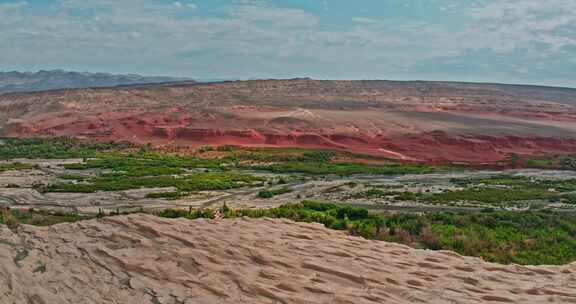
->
1, 0, 576, 87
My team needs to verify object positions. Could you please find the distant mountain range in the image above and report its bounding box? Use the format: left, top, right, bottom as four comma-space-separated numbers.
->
0, 70, 190, 94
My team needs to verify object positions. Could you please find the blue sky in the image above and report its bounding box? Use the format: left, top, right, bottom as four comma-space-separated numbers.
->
1, 0, 576, 87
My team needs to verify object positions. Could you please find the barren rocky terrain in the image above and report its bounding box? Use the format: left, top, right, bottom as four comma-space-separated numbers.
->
1, 214, 575, 304
2, 79, 576, 163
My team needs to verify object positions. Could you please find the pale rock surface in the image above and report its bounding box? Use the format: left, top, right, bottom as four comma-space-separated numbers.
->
1, 215, 575, 304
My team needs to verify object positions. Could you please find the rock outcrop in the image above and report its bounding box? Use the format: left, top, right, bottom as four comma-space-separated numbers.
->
1, 215, 575, 304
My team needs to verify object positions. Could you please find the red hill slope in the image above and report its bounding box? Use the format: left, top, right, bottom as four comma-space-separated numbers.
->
1, 79, 576, 162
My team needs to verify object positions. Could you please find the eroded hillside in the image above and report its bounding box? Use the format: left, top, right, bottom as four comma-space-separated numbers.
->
2, 79, 576, 162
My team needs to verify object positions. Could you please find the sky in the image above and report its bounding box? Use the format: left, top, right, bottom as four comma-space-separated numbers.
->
1, 0, 576, 87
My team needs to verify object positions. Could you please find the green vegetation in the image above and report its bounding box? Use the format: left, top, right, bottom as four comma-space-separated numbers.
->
501, 154, 576, 171
145, 191, 189, 200
230, 147, 393, 162
562, 194, 576, 205
423, 188, 552, 206
301, 150, 336, 162
44, 172, 264, 193
7, 138, 576, 266
216, 145, 238, 152
0, 162, 38, 172
0, 138, 457, 196
250, 162, 444, 176
3, 138, 456, 178
0, 208, 93, 227
525, 158, 553, 169
35, 149, 265, 193
200, 146, 454, 176
560, 156, 576, 170
450, 175, 576, 191
257, 187, 293, 198
348, 189, 423, 201
0, 137, 124, 160
445, 175, 576, 206
157, 208, 215, 219
158, 201, 576, 265
349, 175, 576, 207
63, 152, 227, 174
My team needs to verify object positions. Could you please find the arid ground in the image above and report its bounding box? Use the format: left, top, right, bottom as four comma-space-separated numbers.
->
2, 214, 575, 304
2, 80, 576, 303
2, 79, 576, 163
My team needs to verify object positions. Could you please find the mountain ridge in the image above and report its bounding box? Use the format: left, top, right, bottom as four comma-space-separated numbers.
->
0, 70, 191, 94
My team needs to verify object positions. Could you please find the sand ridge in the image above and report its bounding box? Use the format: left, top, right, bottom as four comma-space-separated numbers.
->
1, 214, 575, 303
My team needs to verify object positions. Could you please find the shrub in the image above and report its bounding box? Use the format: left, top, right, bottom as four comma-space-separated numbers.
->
145, 192, 188, 200
257, 187, 292, 199
1, 209, 20, 231
257, 190, 274, 198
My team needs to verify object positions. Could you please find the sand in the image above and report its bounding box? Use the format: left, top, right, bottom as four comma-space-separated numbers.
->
1, 215, 575, 304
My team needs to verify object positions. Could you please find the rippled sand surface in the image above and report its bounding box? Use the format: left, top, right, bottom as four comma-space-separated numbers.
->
1, 215, 575, 303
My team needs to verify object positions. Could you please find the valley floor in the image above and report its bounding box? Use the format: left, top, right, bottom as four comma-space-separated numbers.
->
2, 139, 576, 266
2, 158, 576, 214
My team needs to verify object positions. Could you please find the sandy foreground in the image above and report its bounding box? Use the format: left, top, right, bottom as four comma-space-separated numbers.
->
1, 215, 575, 304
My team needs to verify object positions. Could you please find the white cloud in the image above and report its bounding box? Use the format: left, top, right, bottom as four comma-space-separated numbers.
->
352, 17, 378, 24
173, 1, 197, 10
229, 5, 318, 27
0, 1, 27, 9
0, 0, 574, 84
465, 0, 576, 52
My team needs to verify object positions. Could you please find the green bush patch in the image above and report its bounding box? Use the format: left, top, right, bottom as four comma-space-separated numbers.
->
257, 187, 293, 198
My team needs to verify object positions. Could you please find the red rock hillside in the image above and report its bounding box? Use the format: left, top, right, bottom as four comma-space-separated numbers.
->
1, 79, 576, 163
